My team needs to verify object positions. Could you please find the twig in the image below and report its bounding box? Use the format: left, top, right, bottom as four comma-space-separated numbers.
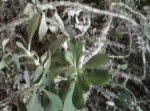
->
132, 27, 147, 80
109, 28, 132, 59
37, 1, 138, 26
107, 40, 126, 49
83, 15, 113, 65
109, 68, 149, 93
0, 17, 29, 33
112, 2, 146, 20
0, 2, 139, 33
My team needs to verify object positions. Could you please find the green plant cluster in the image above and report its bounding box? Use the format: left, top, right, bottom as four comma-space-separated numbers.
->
1, 0, 150, 111
0, 14, 109, 110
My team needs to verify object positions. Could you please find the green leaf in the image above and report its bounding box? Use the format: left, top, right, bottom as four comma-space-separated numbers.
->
65, 51, 74, 65
120, 64, 128, 70
72, 82, 84, 109
87, 69, 109, 86
24, 70, 30, 86
119, 89, 134, 103
63, 86, 75, 111
50, 66, 76, 80
77, 73, 89, 92
114, 89, 135, 110
2, 38, 10, 54
40, 77, 53, 86
51, 52, 67, 64
17, 99, 27, 111
43, 51, 51, 74
27, 13, 41, 50
59, 80, 71, 101
27, 92, 41, 111
65, 66, 76, 77
44, 103, 51, 111
39, 51, 51, 84
23, 3, 36, 19
44, 90, 63, 111
84, 53, 108, 69
49, 36, 68, 54
16, 42, 32, 58
108, 30, 127, 38
13, 53, 20, 73
32, 65, 44, 83
68, 39, 83, 62
41, 94, 51, 111
16, 41, 26, 51
0, 60, 6, 70
114, 99, 128, 110
38, 12, 48, 41
114, 3, 124, 13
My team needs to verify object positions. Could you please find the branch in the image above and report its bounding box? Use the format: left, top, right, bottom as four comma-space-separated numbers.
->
0, 17, 29, 33
112, 2, 146, 20
37, 1, 139, 26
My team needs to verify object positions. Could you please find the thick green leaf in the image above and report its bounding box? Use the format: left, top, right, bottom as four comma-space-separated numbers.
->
114, 99, 128, 110
0, 60, 6, 70
59, 80, 71, 101
43, 51, 51, 74
50, 66, 68, 80
13, 53, 20, 73
114, 3, 126, 13
32, 65, 44, 83
65, 51, 74, 65
17, 99, 27, 111
65, 66, 77, 77
51, 66, 73, 75
39, 51, 51, 84
50, 66, 76, 80
16, 41, 26, 51
27, 92, 41, 111
72, 82, 84, 109
63, 86, 75, 111
87, 69, 109, 86
84, 53, 108, 69
44, 103, 51, 111
41, 94, 51, 111
23, 3, 36, 19
49, 105, 60, 111
119, 89, 133, 103
2, 38, 10, 54
114, 89, 135, 110
44, 90, 63, 111
68, 39, 83, 62
77, 73, 89, 92
27, 13, 41, 50
24, 70, 30, 86
40, 77, 53, 86
49, 36, 68, 54
38, 12, 48, 41
120, 64, 128, 70
108, 30, 127, 38
51, 52, 67, 64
